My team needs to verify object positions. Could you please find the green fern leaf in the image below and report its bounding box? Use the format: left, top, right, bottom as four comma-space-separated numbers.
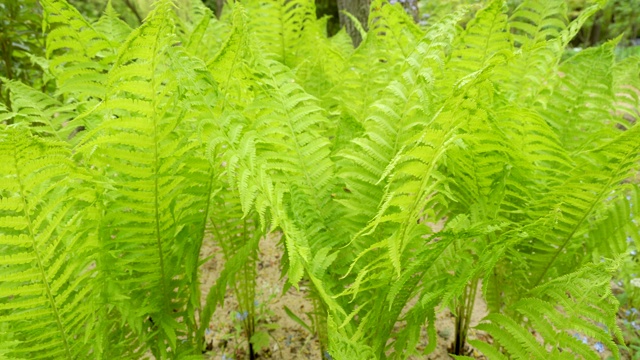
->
448, 0, 512, 80
0, 79, 77, 142
476, 263, 623, 359
93, 0, 133, 45
41, 0, 115, 101
0, 128, 96, 359
74, 2, 218, 355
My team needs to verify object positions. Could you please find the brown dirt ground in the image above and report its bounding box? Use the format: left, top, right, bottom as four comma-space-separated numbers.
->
198, 233, 490, 360
200, 233, 321, 359
198, 228, 635, 360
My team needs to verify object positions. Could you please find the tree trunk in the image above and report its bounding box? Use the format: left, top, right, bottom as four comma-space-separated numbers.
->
337, 0, 419, 47
397, 0, 419, 22
337, 0, 370, 47
315, 0, 341, 36
215, 0, 224, 18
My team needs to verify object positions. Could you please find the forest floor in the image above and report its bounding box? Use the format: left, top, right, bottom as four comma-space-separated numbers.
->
198, 234, 629, 359
199, 234, 492, 360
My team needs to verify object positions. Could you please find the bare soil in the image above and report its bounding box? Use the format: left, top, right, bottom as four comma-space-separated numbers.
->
199, 234, 490, 360
199, 231, 633, 359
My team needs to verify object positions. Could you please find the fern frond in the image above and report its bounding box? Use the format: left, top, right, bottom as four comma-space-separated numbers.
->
505, 0, 581, 103
330, 75, 503, 358
185, 5, 212, 54
612, 56, 640, 127
206, 5, 255, 112
541, 40, 619, 151
476, 263, 623, 359
327, 315, 376, 360
241, 58, 346, 296
337, 9, 461, 234
0, 128, 96, 359
366, 0, 424, 59
41, 0, 115, 101
327, 0, 426, 142
93, 1, 133, 45
289, 17, 348, 100
75, 2, 217, 355
0, 79, 76, 141
199, 220, 261, 337
249, 58, 336, 230
448, 0, 512, 80
524, 123, 640, 288
586, 186, 640, 259
242, 0, 317, 66
354, 73, 495, 276
509, 0, 567, 48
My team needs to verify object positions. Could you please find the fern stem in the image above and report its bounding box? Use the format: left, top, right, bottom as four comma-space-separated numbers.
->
464, 279, 479, 342
278, 0, 287, 65
453, 277, 479, 355
310, 284, 329, 359
150, 27, 169, 354
241, 217, 257, 359
195, 166, 217, 349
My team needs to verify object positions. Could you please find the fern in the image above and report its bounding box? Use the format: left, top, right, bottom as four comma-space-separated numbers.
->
93, 1, 133, 45
613, 56, 640, 128
541, 40, 619, 151
73, 1, 218, 356
337, 8, 461, 235
523, 125, 640, 286
0, 128, 96, 359
41, 0, 115, 101
241, 0, 316, 66
1, 0, 639, 358
476, 263, 623, 359
505, 0, 601, 103
448, 0, 511, 83
0, 79, 76, 141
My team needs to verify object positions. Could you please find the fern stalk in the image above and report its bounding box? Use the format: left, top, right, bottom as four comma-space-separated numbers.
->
453, 278, 479, 355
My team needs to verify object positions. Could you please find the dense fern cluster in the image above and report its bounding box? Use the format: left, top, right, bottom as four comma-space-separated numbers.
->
0, 0, 639, 359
